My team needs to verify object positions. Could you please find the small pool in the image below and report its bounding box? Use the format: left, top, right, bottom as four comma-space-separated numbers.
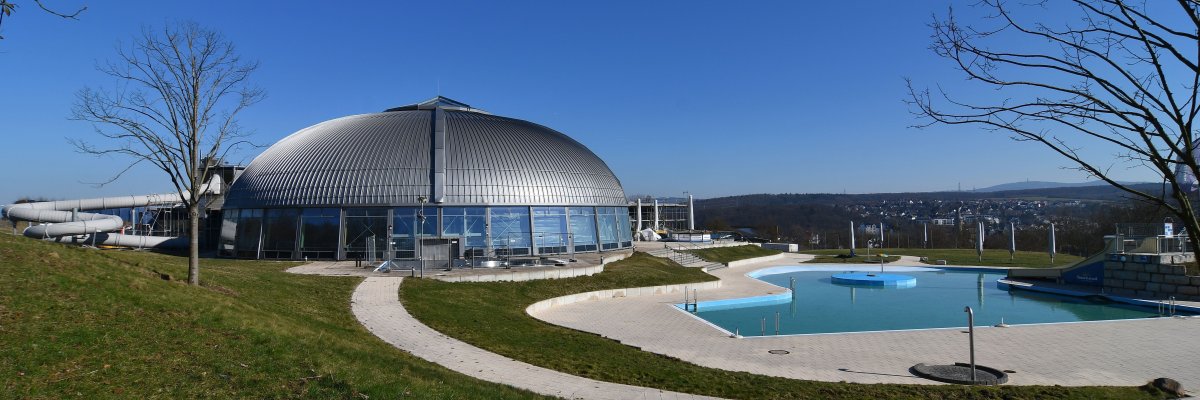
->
683, 265, 1190, 336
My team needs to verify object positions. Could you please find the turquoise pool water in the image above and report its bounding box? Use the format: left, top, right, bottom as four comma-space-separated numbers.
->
686, 265, 1185, 336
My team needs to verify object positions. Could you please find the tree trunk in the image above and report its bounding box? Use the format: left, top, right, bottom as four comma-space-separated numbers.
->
188, 204, 200, 286
1170, 191, 1200, 265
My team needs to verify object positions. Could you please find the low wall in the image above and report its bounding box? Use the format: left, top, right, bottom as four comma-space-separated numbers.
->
1103, 259, 1200, 301
526, 280, 722, 315
726, 253, 787, 269
434, 252, 631, 283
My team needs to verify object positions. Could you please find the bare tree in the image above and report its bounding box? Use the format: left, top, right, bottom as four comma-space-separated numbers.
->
72, 21, 263, 285
909, 0, 1200, 261
0, 1, 86, 40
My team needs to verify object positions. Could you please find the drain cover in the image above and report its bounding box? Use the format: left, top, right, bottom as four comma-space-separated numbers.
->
768, 349, 790, 355
911, 363, 1008, 385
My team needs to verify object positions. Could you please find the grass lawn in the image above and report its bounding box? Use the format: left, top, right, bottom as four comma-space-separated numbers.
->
801, 248, 1083, 269
401, 252, 1166, 400
683, 245, 780, 263
0, 233, 544, 399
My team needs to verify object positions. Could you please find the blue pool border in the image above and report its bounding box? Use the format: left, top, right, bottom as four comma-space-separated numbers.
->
671, 264, 1198, 338
998, 279, 1200, 314
677, 264, 1002, 313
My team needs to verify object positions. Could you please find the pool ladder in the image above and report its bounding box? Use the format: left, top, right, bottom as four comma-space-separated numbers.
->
757, 312, 782, 336
1158, 296, 1178, 317
683, 288, 698, 312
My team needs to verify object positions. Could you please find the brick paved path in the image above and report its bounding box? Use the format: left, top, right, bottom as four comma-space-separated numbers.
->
352, 277, 723, 400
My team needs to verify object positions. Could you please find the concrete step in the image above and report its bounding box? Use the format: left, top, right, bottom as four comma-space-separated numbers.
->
646, 249, 673, 257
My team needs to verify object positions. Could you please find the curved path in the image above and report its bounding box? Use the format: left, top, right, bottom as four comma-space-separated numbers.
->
351, 277, 721, 400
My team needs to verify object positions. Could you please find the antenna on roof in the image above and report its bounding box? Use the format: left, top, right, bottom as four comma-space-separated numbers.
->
437, 78, 441, 96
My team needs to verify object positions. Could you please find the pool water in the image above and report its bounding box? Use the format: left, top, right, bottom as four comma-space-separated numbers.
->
687, 265, 1183, 336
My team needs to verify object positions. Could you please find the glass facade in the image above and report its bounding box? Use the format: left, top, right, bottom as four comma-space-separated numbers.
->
262, 208, 300, 259
234, 209, 263, 258
490, 207, 532, 256
344, 208, 388, 260
219, 208, 238, 257
569, 207, 598, 252
442, 207, 486, 256
616, 207, 634, 248
597, 207, 620, 250
223, 205, 630, 260
532, 207, 568, 254
300, 208, 339, 259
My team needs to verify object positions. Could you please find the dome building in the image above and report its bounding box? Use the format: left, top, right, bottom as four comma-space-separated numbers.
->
219, 97, 633, 263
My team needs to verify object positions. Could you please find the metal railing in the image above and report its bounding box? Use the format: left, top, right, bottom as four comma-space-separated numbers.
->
1113, 223, 1193, 255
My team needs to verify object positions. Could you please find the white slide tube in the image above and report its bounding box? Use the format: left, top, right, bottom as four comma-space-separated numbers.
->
4, 177, 221, 249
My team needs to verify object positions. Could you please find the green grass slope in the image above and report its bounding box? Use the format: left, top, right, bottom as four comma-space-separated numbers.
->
684, 245, 781, 263
0, 233, 542, 399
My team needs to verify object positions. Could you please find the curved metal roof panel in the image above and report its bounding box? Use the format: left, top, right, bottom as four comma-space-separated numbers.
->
224, 99, 627, 208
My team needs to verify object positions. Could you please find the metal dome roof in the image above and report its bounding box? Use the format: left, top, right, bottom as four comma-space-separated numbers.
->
223, 97, 627, 208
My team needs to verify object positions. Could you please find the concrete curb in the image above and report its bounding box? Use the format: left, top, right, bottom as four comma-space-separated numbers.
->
432, 252, 631, 283
725, 253, 787, 269
526, 280, 722, 315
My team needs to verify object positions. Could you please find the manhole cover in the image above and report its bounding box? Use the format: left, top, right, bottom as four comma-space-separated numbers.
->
768, 349, 790, 355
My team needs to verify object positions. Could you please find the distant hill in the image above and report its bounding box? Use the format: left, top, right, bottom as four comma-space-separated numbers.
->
697, 183, 1159, 209
974, 180, 1152, 192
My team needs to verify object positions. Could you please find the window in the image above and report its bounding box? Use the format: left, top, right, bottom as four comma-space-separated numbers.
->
262, 208, 300, 259
569, 207, 597, 252
616, 208, 633, 248
598, 207, 619, 250
219, 209, 238, 257
345, 208, 388, 260
235, 209, 263, 258
300, 208, 339, 259
532, 207, 568, 254
443, 207, 486, 255
490, 207, 531, 256
391, 207, 435, 259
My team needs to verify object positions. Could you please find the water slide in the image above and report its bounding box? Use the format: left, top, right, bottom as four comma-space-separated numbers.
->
3, 176, 222, 249
1006, 235, 1119, 286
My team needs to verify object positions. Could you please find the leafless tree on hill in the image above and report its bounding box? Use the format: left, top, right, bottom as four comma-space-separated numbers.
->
909, 0, 1200, 262
72, 21, 263, 286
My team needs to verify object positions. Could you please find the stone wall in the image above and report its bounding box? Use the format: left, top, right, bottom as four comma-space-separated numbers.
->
1103, 258, 1200, 301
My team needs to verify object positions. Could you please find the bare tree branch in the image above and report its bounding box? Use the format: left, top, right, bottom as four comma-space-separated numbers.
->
32, 0, 84, 19
72, 21, 263, 286
909, 0, 1200, 263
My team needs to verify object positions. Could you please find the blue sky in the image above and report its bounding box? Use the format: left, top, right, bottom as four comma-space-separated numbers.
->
0, 0, 1153, 202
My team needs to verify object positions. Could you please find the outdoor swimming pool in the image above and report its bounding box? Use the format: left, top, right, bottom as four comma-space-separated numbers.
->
684, 265, 1189, 336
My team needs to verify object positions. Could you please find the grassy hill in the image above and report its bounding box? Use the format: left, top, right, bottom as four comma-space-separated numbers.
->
0, 232, 541, 399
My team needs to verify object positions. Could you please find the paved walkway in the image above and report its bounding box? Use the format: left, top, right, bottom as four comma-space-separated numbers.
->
351, 277, 722, 400
531, 253, 1200, 388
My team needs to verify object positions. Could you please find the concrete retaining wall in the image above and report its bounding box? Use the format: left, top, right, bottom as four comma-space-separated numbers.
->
1103, 259, 1200, 301
762, 243, 798, 252
434, 252, 631, 283
526, 280, 722, 315
726, 253, 787, 269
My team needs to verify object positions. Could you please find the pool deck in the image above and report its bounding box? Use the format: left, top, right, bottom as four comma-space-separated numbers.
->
530, 253, 1200, 388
